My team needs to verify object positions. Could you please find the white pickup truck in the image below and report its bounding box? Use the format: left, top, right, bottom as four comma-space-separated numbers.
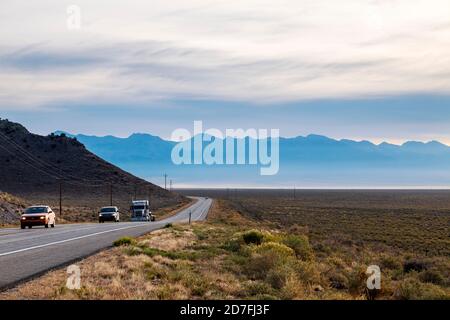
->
130, 200, 155, 222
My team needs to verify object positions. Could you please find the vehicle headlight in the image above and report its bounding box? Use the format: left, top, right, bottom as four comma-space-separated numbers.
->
21, 217, 26, 220
40, 216, 45, 219
99, 213, 103, 216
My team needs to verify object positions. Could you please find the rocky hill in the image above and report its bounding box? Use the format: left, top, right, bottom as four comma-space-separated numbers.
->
0, 192, 27, 225
0, 118, 185, 219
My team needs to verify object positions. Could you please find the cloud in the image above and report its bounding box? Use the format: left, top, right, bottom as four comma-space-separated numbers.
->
0, 0, 449, 109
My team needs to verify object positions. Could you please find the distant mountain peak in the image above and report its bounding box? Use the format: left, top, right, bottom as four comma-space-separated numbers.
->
129, 133, 162, 140
306, 134, 335, 141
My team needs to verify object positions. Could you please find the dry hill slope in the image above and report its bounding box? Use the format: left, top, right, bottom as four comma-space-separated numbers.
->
0, 118, 185, 221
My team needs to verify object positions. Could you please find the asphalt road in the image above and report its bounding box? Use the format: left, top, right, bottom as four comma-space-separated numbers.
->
0, 196, 212, 290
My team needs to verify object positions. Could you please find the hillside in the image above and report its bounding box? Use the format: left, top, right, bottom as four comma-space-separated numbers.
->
0, 192, 27, 226
0, 119, 185, 220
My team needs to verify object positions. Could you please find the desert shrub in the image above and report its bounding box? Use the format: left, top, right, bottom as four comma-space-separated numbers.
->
164, 223, 173, 228
260, 230, 283, 243
144, 262, 168, 281
254, 242, 295, 258
242, 242, 295, 280
223, 232, 246, 252
328, 271, 349, 290
243, 253, 278, 280
125, 246, 144, 256
224, 230, 268, 252
265, 264, 297, 290
280, 275, 305, 300
419, 270, 444, 285
394, 278, 449, 300
266, 268, 286, 290
113, 236, 136, 247
327, 256, 347, 269
347, 268, 368, 296
242, 230, 264, 245
403, 259, 428, 273
380, 255, 402, 270
282, 234, 314, 261
313, 242, 332, 255
243, 281, 275, 297
185, 274, 211, 296
223, 239, 242, 252
156, 284, 177, 300
196, 232, 208, 241
294, 260, 322, 285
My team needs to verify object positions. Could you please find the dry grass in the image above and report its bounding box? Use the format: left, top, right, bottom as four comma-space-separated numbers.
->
1, 197, 449, 300
0, 192, 28, 226
0, 195, 193, 226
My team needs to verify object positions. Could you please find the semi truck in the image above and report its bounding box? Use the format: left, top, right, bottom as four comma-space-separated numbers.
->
130, 200, 155, 222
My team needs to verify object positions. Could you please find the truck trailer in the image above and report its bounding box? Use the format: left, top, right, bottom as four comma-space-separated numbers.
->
130, 200, 155, 222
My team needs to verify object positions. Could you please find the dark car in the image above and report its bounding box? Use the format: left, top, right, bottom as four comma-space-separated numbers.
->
99, 206, 120, 223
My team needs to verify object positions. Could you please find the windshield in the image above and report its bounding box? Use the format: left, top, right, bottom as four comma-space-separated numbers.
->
25, 207, 47, 214
132, 205, 145, 210
100, 207, 116, 213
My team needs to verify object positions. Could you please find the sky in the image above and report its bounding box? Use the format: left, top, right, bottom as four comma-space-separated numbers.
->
1, 0, 450, 144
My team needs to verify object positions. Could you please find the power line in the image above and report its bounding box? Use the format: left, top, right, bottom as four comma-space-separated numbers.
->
0, 144, 65, 180
0, 143, 106, 187
0, 132, 109, 184
0, 133, 68, 178
0, 132, 168, 190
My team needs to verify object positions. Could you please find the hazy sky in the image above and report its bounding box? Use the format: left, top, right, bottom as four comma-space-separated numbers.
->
1, 1, 450, 143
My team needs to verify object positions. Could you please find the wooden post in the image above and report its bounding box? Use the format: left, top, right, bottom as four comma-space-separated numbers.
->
59, 179, 62, 218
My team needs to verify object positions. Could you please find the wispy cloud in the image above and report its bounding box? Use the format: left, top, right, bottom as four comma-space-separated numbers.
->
0, 0, 449, 109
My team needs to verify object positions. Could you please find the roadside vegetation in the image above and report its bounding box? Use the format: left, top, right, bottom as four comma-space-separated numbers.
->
0, 192, 27, 226
2, 195, 449, 300
0, 193, 192, 226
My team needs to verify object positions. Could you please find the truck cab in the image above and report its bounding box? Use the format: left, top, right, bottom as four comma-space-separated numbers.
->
130, 200, 155, 222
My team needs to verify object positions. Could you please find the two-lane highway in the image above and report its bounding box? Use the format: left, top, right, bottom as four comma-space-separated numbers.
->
0, 197, 212, 290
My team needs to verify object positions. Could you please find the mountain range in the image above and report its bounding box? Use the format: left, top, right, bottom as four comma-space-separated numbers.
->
54, 131, 450, 188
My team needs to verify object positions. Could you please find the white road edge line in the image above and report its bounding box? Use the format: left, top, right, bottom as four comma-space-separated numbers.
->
0, 198, 210, 258
0, 224, 151, 257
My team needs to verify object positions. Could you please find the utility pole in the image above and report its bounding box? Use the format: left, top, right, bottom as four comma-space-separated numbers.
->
164, 173, 168, 190
189, 210, 192, 224
169, 179, 173, 192
59, 179, 62, 218
109, 183, 113, 206
58, 166, 63, 218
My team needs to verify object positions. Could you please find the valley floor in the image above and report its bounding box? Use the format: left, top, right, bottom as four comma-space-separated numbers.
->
1, 197, 449, 300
